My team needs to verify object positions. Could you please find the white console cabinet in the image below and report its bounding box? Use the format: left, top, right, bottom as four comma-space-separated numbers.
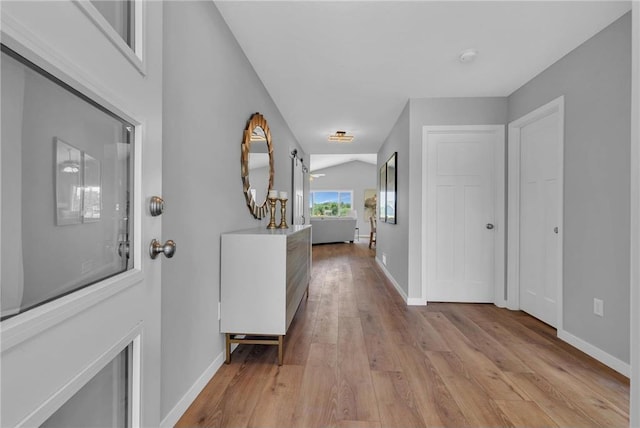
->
220, 225, 311, 365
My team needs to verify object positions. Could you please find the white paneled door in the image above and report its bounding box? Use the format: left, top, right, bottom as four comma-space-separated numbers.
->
1, 2, 164, 426
424, 126, 505, 304
510, 98, 563, 328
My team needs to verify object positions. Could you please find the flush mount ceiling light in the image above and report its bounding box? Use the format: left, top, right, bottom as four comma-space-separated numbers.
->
459, 49, 478, 63
328, 131, 354, 143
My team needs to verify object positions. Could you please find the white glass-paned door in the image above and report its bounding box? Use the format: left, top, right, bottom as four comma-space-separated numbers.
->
0, 46, 133, 320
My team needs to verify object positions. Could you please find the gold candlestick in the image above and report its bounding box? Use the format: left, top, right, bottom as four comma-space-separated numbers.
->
267, 197, 278, 229
278, 198, 289, 229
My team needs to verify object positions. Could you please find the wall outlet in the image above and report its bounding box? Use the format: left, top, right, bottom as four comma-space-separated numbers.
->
593, 298, 604, 317
382, 253, 387, 265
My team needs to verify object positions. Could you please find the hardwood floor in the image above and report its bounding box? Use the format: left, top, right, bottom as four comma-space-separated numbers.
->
176, 242, 629, 427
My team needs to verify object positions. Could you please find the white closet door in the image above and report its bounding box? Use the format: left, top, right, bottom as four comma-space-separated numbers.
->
519, 112, 561, 327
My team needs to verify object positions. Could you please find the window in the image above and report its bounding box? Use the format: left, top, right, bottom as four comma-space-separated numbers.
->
310, 191, 353, 217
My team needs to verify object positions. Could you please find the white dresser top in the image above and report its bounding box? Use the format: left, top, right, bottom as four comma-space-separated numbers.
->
222, 224, 311, 236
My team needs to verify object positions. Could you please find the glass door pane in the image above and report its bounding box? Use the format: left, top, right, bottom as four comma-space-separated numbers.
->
41, 344, 133, 428
90, 0, 135, 49
1, 46, 134, 320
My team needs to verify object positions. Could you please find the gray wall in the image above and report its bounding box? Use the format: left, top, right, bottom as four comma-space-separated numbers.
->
161, 1, 306, 418
377, 102, 410, 294
310, 160, 377, 236
508, 13, 631, 363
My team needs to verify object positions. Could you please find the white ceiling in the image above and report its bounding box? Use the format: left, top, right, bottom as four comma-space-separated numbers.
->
217, 1, 630, 157
310, 153, 377, 172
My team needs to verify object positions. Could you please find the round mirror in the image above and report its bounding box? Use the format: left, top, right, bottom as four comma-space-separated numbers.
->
241, 113, 274, 219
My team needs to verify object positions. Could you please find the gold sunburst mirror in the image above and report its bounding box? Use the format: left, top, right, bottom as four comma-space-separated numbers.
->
241, 113, 274, 219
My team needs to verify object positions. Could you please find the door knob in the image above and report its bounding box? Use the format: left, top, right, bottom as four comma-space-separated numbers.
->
149, 239, 176, 259
486, 223, 494, 230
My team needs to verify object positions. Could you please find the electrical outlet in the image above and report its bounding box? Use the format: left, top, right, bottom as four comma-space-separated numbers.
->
382, 253, 387, 265
593, 298, 604, 317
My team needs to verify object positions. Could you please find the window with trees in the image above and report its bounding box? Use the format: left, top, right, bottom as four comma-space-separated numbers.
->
310, 190, 353, 217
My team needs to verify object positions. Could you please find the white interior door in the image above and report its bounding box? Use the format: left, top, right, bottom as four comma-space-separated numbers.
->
1, 2, 164, 426
518, 109, 561, 327
424, 126, 505, 303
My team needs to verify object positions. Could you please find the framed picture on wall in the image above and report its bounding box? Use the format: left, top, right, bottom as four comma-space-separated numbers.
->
379, 164, 386, 221
364, 188, 377, 223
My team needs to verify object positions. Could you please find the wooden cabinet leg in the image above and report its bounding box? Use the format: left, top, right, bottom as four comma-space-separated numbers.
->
225, 334, 231, 364
278, 335, 284, 366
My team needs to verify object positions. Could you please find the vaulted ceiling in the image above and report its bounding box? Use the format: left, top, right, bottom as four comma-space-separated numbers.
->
217, 1, 630, 158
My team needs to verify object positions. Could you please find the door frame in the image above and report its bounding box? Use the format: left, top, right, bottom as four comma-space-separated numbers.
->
630, 3, 639, 425
506, 96, 564, 331
421, 125, 506, 306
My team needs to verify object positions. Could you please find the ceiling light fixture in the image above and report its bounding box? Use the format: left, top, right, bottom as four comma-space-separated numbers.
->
459, 49, 478, 63
328, 130, 354, 143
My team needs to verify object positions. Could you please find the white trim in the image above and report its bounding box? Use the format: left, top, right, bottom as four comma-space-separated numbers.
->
15, 324, 143, 427
374, 257, 417, 305
630, 3, 639, 425
406, 297, 428, 306
0, 270, 143, 351
1, 11, 141, 127
506, 96, 565, 332
421, 125, 506, 305
0, 13, 143, 138
558, 329, 630, 378
160, 350, 228, 428
72, 0, 146, 75
131, 333, 142, 428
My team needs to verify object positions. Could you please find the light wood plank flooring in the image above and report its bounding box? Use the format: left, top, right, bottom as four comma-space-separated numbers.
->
177, 242, 629, 427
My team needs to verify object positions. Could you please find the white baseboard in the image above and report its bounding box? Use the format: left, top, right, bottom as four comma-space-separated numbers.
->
407, 297, 427, 306
160, 350, 226, 427
557, 329, 630, 378
375, 257, 409, 303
